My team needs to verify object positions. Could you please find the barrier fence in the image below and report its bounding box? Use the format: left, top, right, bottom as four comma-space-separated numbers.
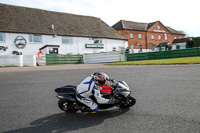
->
84, 51, 125, 64
46, 54, 84, 65
127, 47, 200, 61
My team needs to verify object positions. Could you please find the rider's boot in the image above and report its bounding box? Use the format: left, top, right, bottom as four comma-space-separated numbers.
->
81, 106, 97, 114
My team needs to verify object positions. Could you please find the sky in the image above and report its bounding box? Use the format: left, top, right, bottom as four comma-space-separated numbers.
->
0, 0, 199, 37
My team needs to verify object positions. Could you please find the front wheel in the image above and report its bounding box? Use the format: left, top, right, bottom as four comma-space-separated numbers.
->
124, 96, 136, 107
58, 99, 78, 113
116, 96, 136, 108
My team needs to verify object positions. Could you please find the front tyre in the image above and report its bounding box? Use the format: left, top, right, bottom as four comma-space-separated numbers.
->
116, 96, 136, 108
58, 99, 78, 113
124, 96, 136, 107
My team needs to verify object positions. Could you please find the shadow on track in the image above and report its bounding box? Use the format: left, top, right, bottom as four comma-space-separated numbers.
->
3, 108, 130, 133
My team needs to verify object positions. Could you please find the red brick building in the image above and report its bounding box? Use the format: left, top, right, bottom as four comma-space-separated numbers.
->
112, 20, 185, 52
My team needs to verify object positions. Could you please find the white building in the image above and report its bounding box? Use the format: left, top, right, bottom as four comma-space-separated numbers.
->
171, 38, 188, 50
0, 4, 128, 56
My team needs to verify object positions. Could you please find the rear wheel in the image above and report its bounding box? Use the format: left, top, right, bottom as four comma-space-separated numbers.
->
58, 99, 78, 113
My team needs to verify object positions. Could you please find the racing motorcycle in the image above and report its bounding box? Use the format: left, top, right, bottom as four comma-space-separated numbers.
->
55, 81, 136, 113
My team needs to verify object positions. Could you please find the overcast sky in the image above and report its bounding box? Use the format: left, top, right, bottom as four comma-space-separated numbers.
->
0, 0, 199, 37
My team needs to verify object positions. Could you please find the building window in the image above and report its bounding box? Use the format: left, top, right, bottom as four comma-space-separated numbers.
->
158, 25, 160, 30
138, 34, 142, 39
62, 37, 73, 44
131, 44, 134, 49
165, 36, 168, 40
130, 33, 133, 38
158, 35, 161, 40
93, 39, 102, 44
0, 32, 5, 42
139, 45, 142, 52
29, 34, 42, 43
152, 35, 155, 40
113, 47, 116, 51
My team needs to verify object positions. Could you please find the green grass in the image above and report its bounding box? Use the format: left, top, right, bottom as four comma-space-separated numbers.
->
105, 56, 200, 65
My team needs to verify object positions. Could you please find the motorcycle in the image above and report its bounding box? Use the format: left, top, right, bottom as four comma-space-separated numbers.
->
55, 81, 136, 113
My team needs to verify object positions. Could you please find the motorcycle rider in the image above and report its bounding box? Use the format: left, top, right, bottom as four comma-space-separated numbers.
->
76, 72, 118, 113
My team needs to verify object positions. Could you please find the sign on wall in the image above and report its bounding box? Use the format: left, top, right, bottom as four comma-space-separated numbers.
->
85, 44, 104, 49
14, 36, 27, 49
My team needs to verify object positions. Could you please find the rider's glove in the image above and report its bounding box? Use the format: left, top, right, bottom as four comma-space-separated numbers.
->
109, 98, 121, 104
108, 77, 114, 82
108, 78, 117, 84
109, 98, 115, 104
113, 80, 118, 87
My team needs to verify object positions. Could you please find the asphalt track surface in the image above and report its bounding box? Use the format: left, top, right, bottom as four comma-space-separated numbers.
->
0, 64, 200, 133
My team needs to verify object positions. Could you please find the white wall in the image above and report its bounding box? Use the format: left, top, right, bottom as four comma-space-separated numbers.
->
0, 55, 23, 67
0, 55, 37, 67
0, 33, 44, 55
0, 33, 128, 55
172, 42, 186, 50
129, 49, 151, 53
59, 37, 128, 54
23, 55, 36, 66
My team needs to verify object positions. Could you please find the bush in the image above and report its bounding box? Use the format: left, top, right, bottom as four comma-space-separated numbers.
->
186, 37, 200, 48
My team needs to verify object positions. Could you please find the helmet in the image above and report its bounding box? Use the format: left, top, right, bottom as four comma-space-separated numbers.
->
92, 72, 108, 86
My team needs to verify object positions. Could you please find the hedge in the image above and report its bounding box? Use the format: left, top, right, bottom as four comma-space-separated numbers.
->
186, 37, 200, 48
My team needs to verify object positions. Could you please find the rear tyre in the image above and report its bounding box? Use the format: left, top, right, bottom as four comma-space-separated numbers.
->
58, 99, 78, 113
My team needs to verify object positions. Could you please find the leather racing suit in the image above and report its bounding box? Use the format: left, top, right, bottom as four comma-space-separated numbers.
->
76, 74, 114, 111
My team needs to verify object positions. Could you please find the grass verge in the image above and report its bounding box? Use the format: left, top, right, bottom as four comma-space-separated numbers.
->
105, 56, 200, 65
